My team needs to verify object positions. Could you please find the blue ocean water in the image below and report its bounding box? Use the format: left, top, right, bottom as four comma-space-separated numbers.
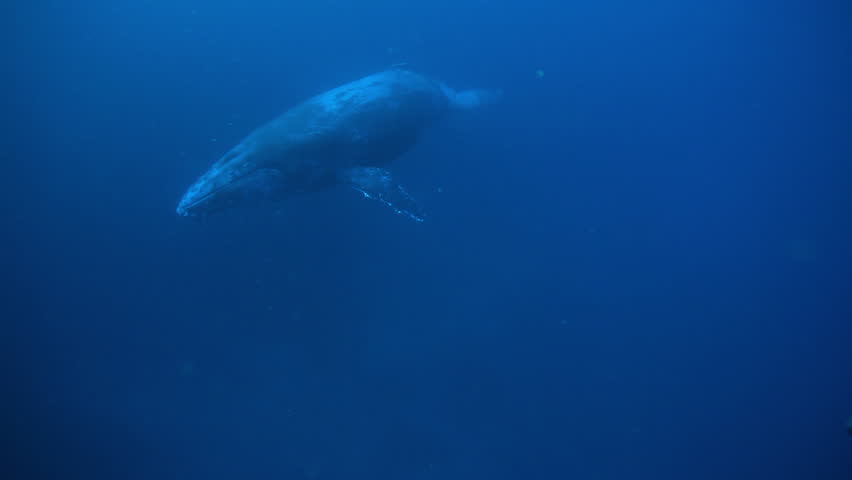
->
3, 1, 851, 478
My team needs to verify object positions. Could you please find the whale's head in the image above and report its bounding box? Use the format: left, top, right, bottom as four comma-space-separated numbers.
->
176, 145, 283, 217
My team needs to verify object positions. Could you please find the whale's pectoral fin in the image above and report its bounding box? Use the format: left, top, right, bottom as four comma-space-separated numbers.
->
340, 167, 426, 222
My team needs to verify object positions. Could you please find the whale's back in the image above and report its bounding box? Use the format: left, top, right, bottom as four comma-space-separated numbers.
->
253, 69, 450, 166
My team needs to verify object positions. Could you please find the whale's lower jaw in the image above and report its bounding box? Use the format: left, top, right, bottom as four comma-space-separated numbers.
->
176, 168, 284, 217
176, 198, 203, 216
176, 185, 206, 216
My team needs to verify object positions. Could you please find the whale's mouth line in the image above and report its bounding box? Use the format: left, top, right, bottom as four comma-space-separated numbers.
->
178, 168, 282, 215
178, 186, 222, 215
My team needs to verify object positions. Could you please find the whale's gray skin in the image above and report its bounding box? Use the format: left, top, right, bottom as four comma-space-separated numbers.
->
176, 69, 499, 221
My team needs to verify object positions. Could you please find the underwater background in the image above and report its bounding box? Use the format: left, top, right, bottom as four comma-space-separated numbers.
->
3, 1, 852, 478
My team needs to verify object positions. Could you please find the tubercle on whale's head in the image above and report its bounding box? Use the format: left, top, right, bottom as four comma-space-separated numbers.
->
176, 146, 282, 217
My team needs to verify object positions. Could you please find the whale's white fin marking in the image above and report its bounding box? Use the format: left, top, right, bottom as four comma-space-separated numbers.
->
341, 167, 426, 222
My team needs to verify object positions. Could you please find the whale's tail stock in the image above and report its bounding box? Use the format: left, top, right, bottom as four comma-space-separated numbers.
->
442, 84, 503, 111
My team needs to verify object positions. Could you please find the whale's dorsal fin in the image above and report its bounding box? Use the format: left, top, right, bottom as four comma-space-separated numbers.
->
340, 167, 426, 222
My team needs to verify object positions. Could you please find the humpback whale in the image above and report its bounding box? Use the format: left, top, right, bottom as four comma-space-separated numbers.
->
176, 68, 500, 221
